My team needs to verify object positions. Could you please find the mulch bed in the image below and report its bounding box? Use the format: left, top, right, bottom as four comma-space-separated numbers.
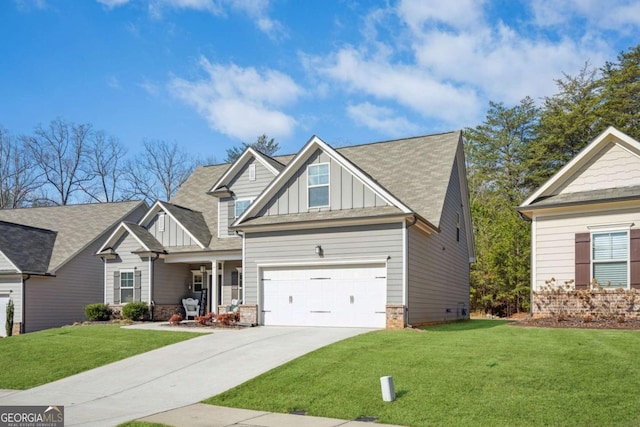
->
512, 317, 640, 330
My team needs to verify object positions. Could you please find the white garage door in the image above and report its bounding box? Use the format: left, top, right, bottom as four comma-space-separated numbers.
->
262, 264, 387, 328
0, 294, 9, 337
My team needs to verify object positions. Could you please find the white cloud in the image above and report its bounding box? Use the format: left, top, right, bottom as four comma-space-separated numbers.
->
396, 0, 485, 32
95, 0, 284, 37
306, 0, 617, 132
138, 79, 160, 96
347, 102, 419, 136
531, 0, 640, 30
96, 0, 131, 8
169, 57, 303, 140
107, 75, 121, 89
308, 46, 481, 127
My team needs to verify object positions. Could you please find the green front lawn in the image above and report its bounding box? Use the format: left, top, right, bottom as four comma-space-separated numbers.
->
0, 325, 199, 389
206, 320, 640, 427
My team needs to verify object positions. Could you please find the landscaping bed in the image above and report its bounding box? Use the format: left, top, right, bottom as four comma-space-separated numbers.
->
514, 316, 640, 329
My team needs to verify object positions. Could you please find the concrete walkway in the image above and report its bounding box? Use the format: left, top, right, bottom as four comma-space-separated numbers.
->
140, 403, 405, 427
0, 326, 374, 426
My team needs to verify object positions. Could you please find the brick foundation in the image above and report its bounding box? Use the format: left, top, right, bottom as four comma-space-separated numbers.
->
386, 304, 406, 329
533, 288, 640, 319
153, 304, 182, 321
239, 304, 258, 324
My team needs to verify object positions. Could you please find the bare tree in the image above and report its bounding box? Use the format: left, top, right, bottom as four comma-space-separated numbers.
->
124, 140, 195, 203
0, 127, 41, 208
81, 131, 128, 202
23, 118, 93, 205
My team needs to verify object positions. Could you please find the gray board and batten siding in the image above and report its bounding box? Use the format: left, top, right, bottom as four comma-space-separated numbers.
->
219, 158, 277, 238
147, 212, 198, 247
259, 149, 388, 217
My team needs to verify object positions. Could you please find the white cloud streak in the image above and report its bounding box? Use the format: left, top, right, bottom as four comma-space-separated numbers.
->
306, 0, 623, 134
347, 102, 419, 136
95, 0, 283, 37
169, 57, 303, 141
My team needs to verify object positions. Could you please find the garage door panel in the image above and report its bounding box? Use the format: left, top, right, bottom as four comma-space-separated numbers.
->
262, 264, 386, 328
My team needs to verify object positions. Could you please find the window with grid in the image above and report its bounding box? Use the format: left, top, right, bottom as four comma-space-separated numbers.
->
120, 271, 134, 303
307, 163, 329, 208
592, 231, 628, 288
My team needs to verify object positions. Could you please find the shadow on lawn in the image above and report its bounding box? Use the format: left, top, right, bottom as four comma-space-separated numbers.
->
421, 319, 511, 332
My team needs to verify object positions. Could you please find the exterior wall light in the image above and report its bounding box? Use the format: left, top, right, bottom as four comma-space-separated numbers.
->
315, 245, 323, 256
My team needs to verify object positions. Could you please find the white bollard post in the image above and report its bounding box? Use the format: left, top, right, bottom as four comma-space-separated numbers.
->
380, 376, 395, 402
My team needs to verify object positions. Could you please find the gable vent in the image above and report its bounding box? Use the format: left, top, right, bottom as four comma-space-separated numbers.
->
157, 213, 165, 232
249, 164, 256, 181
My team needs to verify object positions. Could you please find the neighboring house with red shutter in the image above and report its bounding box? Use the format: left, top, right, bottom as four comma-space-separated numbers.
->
518, 126, 640, 317
0, 201, 147, 335
97, 131, 475, 328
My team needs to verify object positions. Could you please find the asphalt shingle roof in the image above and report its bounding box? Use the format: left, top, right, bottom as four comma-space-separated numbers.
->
172, 131, 461, 237
0, 201, 145, 272
336, 131, 460, 229
0, 221, 56, 274
158, 201, 212, 247
123, 222, 166, 253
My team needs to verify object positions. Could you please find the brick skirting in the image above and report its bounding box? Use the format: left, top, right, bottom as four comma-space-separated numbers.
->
533, 289, 640, 319
386, 304, 406, 329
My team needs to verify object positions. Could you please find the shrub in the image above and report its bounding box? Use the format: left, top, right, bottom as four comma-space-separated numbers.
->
122, 302, 149, 321
195, 312, 215, 326
5, 298, 14, 337
84, 303, 111, 321
169, 314, 183, 325
216, 312, 239, 326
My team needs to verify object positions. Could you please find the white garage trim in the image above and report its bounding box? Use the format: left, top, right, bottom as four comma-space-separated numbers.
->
258, 259, 388, 328
256, 256, 390, 268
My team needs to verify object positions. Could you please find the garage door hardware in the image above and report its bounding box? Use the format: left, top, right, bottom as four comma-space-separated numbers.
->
310, 277, 331, 280
310, 310, 331, 313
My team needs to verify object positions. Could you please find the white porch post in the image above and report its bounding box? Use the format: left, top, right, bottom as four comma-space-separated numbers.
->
211, 259, 218, 314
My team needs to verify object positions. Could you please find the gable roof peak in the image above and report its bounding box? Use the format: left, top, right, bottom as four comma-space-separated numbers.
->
520, 126, 640, 209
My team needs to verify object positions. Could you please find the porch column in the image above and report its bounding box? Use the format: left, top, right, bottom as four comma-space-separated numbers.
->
211, 259, 218, 314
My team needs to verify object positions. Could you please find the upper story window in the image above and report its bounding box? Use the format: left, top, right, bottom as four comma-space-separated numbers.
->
308, 163, 329, 208
592, 231, 628, 288
235, 199, 252, 218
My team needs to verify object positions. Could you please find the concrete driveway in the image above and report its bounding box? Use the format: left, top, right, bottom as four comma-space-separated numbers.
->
0, 326, 373, 426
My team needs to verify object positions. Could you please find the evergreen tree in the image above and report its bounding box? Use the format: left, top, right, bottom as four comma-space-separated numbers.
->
225, 134, 279, 163
598, 45, 640, 139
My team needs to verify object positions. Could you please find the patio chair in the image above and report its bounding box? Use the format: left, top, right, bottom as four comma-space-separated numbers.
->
182, 298, 200, 320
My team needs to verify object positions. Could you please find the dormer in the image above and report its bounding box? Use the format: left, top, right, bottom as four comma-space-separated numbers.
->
208, 148, 283, 238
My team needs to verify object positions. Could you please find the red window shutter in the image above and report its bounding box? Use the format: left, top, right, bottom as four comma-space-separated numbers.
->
575, 233, 590, 290
630, 229, 640, 289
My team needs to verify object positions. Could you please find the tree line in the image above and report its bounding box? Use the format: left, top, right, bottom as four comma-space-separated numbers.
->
466, 44, 640, 316
0, 117, 278, 208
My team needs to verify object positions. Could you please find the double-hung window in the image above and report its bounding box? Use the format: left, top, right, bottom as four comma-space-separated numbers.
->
120, 271, 135, 303
235, 199, 252, 218
592, 231, 628, 288
308, 163, 329, 208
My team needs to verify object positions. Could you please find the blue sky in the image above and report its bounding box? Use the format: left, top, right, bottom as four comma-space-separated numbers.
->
1, 0, 639, 159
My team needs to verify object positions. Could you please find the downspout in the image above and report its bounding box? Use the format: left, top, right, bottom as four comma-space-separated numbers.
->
149, 253, 159, 321
404, 216, 418, 328
21, 274, 30, 334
